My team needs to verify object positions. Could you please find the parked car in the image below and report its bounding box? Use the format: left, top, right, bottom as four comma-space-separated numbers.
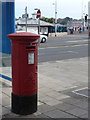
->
16, 31, 48, 43
40, 34, 47, 43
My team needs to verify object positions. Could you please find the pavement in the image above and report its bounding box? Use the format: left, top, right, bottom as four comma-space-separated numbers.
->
0, 32, 89, 119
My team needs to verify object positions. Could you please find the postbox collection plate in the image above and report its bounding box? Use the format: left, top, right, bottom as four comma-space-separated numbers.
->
28, 52, 34, 64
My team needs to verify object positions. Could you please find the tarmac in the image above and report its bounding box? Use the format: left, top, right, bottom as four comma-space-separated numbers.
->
0, 32, 89, 119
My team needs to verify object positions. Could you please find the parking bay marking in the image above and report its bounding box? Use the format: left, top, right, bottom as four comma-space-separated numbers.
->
39, 44, 88, 50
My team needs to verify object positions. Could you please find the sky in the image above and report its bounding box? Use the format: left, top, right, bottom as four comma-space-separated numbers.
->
15, 0, 90, 19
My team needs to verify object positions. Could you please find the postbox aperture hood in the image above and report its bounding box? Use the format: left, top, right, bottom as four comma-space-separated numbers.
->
8, 32, 40, 41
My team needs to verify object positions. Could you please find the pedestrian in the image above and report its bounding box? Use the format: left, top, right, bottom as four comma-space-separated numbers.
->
78, 27, 81, 33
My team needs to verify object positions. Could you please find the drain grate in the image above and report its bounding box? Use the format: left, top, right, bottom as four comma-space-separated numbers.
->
72, 88, 89, 98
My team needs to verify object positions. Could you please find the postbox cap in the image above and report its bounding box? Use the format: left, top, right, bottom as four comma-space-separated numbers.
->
8, 32, 40, 41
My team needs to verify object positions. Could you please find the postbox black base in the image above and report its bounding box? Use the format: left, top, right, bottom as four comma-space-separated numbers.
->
11, 93, 37, 115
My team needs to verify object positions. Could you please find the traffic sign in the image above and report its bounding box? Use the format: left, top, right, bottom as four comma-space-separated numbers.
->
22, 13, 29, 18
36, 9, 41, 18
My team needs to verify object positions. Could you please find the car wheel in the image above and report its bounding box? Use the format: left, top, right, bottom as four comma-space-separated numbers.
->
41, 37, 46, 43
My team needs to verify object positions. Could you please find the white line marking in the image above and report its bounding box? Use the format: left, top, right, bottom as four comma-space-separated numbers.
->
68, 40, 88, 43
72, 87, 89, 98
0, 77, 12, 86
70, 44, 88, 47
39, 44, 88, 49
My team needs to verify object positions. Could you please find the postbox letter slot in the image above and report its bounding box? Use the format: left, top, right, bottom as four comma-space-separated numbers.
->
26, 46, 35, 49
28, 52, 34, 64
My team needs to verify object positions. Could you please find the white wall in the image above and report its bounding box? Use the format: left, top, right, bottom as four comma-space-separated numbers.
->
16, 25, 48, 35
27, 27, 38, 34
16, 25, 38, 34
40, 27, 48, 35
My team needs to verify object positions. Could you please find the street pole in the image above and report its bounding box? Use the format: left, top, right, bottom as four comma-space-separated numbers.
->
25, 6, 27, 32
81, 0, 84, 31
55, 0, 57, 36
88, 1, 90, 38
38, 18, 40, 46
34, 8, 41, 46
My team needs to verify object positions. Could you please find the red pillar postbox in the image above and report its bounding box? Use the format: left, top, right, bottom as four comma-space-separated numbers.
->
8, 32, 40, 115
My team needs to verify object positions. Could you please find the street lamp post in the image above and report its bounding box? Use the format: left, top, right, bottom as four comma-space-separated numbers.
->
81, 0, 85, 32
38, 18, 40, 35
34, 8, 41, 46
55, 0, 57, 36
88, 1, 90, 38
22, 6, 28, 32
25, 6, 28, 32
34, 8, 41, 34
53, 0, 57, 36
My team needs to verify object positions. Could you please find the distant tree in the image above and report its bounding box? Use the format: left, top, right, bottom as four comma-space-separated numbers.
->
49, 18, 54, 23
40, 16, 73, 25
40, 17, 54, 23
64, 17, 72, 21
57, 17, 73, 25
57, 18, 63, 24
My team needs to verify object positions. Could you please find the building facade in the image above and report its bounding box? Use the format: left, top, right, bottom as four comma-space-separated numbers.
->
16, 17, 67, 36
16, 18, 53, 36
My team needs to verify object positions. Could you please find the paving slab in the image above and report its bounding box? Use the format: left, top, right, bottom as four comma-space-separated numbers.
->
66, 108, 88, 117
79, 112, 88, 118
38, 104, 56, 113
45, 91, 70, 99
43, 99, 62, 106
2, 107, 11, 116
36, 113, 50, 118
44, 109, 76, 118
54, 103, 76, 111
2, 94, 11, 107
74, 101, 88, 110
3, 112, 21, 118
61, 97, 81, 104
2, 88, 12, 97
